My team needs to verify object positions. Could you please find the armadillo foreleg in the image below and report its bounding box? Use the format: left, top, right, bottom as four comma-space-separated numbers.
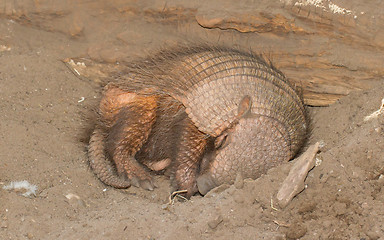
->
171, 118, 208, 198
105, 103, 158, 191
90, 84, 159, 190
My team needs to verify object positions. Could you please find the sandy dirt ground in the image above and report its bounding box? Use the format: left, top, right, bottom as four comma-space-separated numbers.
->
1, 1, 384, 239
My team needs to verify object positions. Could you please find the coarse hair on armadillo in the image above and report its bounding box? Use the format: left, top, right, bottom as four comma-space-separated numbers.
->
112, 44, 308, 157
113, 44, 287, 94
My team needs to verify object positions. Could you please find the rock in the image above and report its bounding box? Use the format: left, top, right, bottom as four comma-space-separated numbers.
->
332, 202, 347, 216
276, 142, 320, 208
234, 172, 244, 189
65, 193, 86, 209
233, 193, 245, 203
204, 184, 230, 198
285, 221, 307, 240
207, 215, 223, 229
68, 13, 84, 37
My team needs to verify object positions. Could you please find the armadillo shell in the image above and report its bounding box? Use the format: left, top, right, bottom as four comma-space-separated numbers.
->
115, 45, 307, 155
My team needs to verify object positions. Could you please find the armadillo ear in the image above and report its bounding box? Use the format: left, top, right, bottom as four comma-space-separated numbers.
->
237, 95, 252, 118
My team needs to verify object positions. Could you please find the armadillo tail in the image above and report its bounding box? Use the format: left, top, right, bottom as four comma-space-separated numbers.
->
88, 127, 131, 188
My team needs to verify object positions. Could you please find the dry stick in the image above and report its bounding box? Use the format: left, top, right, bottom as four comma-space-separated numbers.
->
270, 198, 280, 211
273, 220, 291, 228
168, 190, 188, 204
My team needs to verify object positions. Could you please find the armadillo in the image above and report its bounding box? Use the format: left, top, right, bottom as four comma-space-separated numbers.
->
88, 45, 309, 198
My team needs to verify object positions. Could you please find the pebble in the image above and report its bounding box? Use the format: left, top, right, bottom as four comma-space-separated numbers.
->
26, 232, 34, 239
332, 202, 347, 215
205, 184, 230, 198
233, 193, 244, 203
65, 193, 86, 209
234, 172, 244, 189
207, 215, 223, 229
285, 221, 307, 239
0, 221, 8, 229
366, 228, 381, 240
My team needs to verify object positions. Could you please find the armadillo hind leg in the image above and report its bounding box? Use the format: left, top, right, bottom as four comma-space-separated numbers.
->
171, 117, 208, 198
91, 84, 158, 190
88, 126, 131, 188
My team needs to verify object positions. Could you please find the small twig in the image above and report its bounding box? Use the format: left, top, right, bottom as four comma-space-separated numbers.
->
78, 97, 85, 103
73, 68, 80, 76
176, 194, 188, 201
273, 220, 291, 228
168, 190, 188, 204
270, 198, 280, 211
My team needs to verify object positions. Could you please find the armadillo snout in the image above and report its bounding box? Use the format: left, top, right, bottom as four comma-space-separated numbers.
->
197, 173, 218, 195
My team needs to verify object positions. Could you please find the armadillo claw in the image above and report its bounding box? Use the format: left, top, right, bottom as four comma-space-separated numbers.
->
129, 176, 156, 191
196, 173, 217, 195
129, 176, 140, 188
140, 179, 155, 191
